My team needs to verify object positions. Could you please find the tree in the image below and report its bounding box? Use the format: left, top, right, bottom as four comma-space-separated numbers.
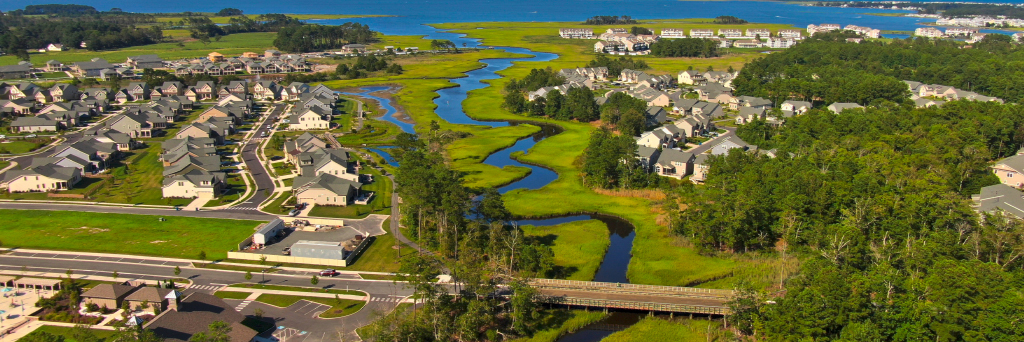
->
189, 321, 232, 342
111, 271, 118, 280
111, 326, 161, 342
70, 325, 102, 342
244, 271, 252, 281
259, 255, 267, 265
20, 331, 65, 342
216, 8, 243, 16
174, 266, 181, 276
197, 251, 207, 263
310, 275, 319, 286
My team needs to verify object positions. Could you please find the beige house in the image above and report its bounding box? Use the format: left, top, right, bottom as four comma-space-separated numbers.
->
162, 171, 224, 199
1, 165, 81, 193
9, 117, 59, 133
293, 173, 362, 207
288, 107, 331, 130
81, 284, 138, 310
690, 155, 710, 184
124, 287, 173, 311
993, 154, 1024, 188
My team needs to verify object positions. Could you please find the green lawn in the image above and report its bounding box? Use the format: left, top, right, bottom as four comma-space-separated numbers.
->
0, 138, 49, 154
343, 222, 411, 273
20, 326, 118, 342
229, 283, 365, 296
215, 290, 254, 300
204, 172, 249, 207
263, 192, 295, 215
0, 209, 262, 260
255, 294, 366, 318
523, 220, 609, 281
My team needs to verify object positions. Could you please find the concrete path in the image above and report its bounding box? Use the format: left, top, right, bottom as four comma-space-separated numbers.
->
184, 193, 214, 211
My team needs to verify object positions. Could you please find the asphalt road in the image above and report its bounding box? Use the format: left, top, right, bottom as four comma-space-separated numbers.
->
0, 250, 414, 340
233, 103, 287, 210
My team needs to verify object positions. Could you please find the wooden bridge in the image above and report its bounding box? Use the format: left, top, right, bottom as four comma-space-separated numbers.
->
528, 279, 734, 315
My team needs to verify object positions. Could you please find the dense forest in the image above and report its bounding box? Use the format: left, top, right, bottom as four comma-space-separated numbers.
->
0, 12, 163, 58
181, 14, 305, 42
649, 38, 720, 58
503, 85, 599, 122
364, 133, 562, 341
273, 22, 376, 53
675, 99, 1024, 340
503, 67, 565, 94
713, 15, 748, 24
733, 32, 1024, 105
581, 128, 662, 189
582, 15, 638, 25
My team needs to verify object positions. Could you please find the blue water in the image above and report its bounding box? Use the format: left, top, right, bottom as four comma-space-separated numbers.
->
19, 0, 1017, 35
366, 146, 398, 167
341, 86, 415, 133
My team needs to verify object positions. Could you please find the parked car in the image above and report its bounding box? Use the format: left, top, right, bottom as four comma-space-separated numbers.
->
319, 269, 339, 277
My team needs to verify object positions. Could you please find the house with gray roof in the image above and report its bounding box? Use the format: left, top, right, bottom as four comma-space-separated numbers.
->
992, 153, 1024, 188
126, 54, 164, 69
972, 184, 1024, 219
144, 292, 258, 342
10, 116, 59, 133
827, 102, 864, 114
1, 164, 81, 193
162, 170, 225, 199
72, 59, 116, 77
0, 64, 32, 79
163, 155, 221, 177
710, 136, 754, 156
730, 95, 774, 111
292, 172, 363, 207
690, 154, 711, 184
652, 148, 695, 179
780, 100, 812, 116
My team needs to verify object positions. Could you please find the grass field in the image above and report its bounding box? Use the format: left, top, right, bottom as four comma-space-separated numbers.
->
20, 326, 118, 341
343, 224, 412, 273
254, 294, 366, 318
599, 318, 729, 342
523, 220, 609, 281
153, 14, 392, 26
0, 209, 261, 260
0, 138, 48, 154
0, 32, 277, 66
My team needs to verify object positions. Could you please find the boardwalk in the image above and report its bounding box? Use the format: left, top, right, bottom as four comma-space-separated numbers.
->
529, 279, 733, 315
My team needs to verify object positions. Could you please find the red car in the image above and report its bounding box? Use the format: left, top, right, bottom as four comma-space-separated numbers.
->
319, 269, 339, 277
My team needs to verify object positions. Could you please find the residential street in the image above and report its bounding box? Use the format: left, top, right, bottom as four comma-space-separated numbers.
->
0, 201, 274, 220
233, 103, 287, 210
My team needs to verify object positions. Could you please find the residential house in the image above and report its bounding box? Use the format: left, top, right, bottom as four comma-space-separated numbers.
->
51, 140, 118, 171
46, 43, 65, 52
780, 100, 812, 116
105, 113, 164, 138
72, 59, 116, 77
730, 96, 773, 110
746, 28, 771, 38
44, 60, 63, 72
733, 40, 763, 48
48, 84, 79, 102
652, 149, 694, 179
124, 287, 173, 311
992, 153, 1024, 188
296, 148, 358, 181
208, 52, 225, 62
10, 117, 59, 133
284, 132, 328, 165
637, 146, 661, 171
253, 81, 281, 100
0, 65, 32, 79
735, 107, 767, 124
1, 164, 82, 193
196, 106, 242, 125
188, 81, 216, 101
162, 170, 225, 199
827, 102, 864, 114
718, 29, 743, 38
144, 292, 259, 342
0, 99, 35, 115
81, 284, 138, 310
914, 27, 945, 38
626, 86, 671, 107
661, 29, 686, 38
126, 55, 164, 69
288, 107, 332, 130
636, 126, 682, 149
690, 154, 710, 183
7, 83, 39, 100
292, 173, 363, 207
678, 70, 706, 86
778, 29, 803, 38
646, 106, 668, 127
559, 28, 594, 39
690, 29, 714, 38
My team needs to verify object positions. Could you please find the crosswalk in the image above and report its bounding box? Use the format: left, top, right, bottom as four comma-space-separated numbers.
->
370, 297, 402, 303
235, 300, 253, 311
222, 207, 259, 211
188, 284, 222, 292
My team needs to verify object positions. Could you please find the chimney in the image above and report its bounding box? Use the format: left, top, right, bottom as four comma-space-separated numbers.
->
165, 290, 182, 311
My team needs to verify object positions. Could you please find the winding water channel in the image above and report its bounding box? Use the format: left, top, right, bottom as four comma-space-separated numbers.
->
352, 44, 637, 286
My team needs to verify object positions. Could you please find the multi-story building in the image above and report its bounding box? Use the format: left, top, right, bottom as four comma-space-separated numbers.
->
660, 29, 686, 38
559, 28, 594, 39
915, 27, 945, 38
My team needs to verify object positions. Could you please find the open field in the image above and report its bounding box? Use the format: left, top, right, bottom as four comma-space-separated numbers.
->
523, 220, 609, 281
343, 223, 412, 273
0, 209, 262, 260
21, 326, 118, 341
432, 19, 801, 74
0, 32, 277, 66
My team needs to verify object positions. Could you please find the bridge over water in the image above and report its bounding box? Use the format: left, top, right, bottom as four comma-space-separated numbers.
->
529, 279, 734, 315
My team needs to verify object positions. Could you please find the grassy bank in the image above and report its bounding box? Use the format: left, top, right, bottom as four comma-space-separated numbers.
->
0, 209, 260, 259
523, 220, 609, 281
513, 310, 608, 342
600, 318, 729, 342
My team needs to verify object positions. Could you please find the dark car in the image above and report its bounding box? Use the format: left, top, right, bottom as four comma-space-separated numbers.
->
319, 269, 339, 277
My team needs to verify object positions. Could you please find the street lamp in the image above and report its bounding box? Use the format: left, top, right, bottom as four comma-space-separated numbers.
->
261, 269, 265, 284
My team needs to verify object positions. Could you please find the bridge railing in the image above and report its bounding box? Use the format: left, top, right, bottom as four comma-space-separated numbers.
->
529, 279, 734, 299
536, 295, 730, 315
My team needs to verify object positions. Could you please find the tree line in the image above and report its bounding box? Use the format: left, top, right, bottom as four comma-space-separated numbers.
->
0, 15, 163, 59
586, 55, 649, 76
503, 85, 599, 122
273, 22, 376, 53
374, 132, 563, 340
503, 67, 565, 94
581, 128, 663, 189
733, 32, 1024, 105
668, 99, 1024, 340
582, 15, 638, 25
649, 38, 721, 58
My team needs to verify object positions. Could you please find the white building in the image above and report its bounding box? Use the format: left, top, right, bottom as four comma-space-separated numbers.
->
778, 29, 803, 39
559, 28, 594, 39
661, 29, 686, 38
915, 27, 945, 38
690, 29, 714, 38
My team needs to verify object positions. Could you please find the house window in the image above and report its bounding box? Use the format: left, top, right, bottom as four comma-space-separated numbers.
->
1010, 173, 1015, 178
